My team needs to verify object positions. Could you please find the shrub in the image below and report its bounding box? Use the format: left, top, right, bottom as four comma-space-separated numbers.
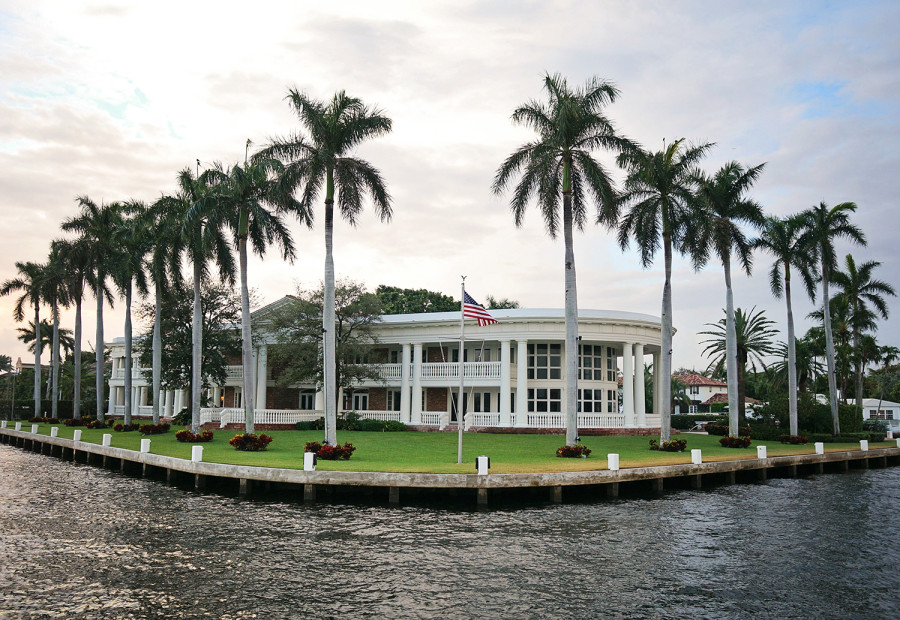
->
229, 433, 272, 451
63, 418, 84, 427
556, 444, 592, 458
649, 438, 687, 452
719, 435, 752, 448
84, 419, 111, 429
172, 408, 191, 426
296, 418, 325, 431
113, 423, 142, 432
670, 414, 728, 430
304, 441, 323, 453
175, 429, 213, 443
296, 416, 407, 432
806, 431, 882, 444
747, 423, 783, 441
706, 424, 751, 437
779, 435, 809, 445
140, 423, 171, 435
304, 441, 356, 460
28, 416, 60, 424
358, 418, 407, 432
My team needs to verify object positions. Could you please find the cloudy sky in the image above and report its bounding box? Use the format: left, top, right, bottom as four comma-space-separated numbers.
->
1, 0, 898, 372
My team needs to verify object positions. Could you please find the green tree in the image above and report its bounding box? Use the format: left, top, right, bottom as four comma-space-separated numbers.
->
1, 261, 46, 418
801, 201, 865, 436
485, 295, 520, 309
770, 336, 823, 394
15, 319, 75, 359
699, 306, 779, 426
492, 73, 632, 447
62, 197, 122, 421
612, 138, 712, 441
262, 90, 393, 445
694, 162, 767, 435
753, 214, 817, 435
375, 285, 457, 314
265, 280, 384, 403
873, 345, 900, 414
189, 149, 301, 433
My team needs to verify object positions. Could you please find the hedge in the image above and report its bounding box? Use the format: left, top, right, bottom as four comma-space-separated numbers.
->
671, 414, 728, 430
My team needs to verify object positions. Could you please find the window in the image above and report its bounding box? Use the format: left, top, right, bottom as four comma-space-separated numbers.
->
389, 349, 400, 363
690, 385, 700, 395
607, 347, 616, 381
579, 344, 605, 380
386, 390, 402, 411
233, 388, 242, 408
451, 348, 470, 363
528, 388, 562, 413
528, 344, 562, 380
607, 389, 617, 413
299, 390, 315, 410
344, 390, 369, 411
578, 388, 605, 413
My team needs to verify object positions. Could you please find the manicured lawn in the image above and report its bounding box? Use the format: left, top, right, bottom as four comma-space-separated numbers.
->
23, 424, 898, 474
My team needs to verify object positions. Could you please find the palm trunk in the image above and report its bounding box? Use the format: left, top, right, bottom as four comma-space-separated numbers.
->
73, 290, 82, 420
785, 267, 799, 436
821, 269, 840, 436
562, 163, 578, 447
96, 274, 105, 422
51, 299, 60, 418
191, 260, 203, 434
737, 351, 747, 427
723, 256, 740, 437
33, 304, 41, 418
238, 235, 256, 434
323, 171, 337, 445
659, 230, 674, 442
152, 282, 162, 425
854, 324, 864, 421
123, 280, 133, 426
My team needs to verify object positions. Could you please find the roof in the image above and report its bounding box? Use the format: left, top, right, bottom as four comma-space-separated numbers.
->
674, 372, 727, 387
847, 398, 900, 408
701, 392, 760, 405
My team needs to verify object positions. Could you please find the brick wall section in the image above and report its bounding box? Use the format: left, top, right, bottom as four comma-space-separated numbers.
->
223, 387, 236, 408
426, 388, 447, 412
369, 388, 387, 411
267, 387, 299, 409
427, 347, 450, 362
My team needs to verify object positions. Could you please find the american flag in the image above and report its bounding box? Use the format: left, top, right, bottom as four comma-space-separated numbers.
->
463, 291, 498, 326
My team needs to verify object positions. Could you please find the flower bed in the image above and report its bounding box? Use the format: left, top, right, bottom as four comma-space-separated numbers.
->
139, 423, 171, 435
113, 423, 142, 432
84, 419, 110, 429
719, 435, 752, 448
304, 441, 357, 460
779, 434, 809, 445
28, 417, 60, 424
555, 444, 592, 458
175, 429, 214, 443
229, 433, 273, 451
706, 424, 752, 437
649, 438, 687, 452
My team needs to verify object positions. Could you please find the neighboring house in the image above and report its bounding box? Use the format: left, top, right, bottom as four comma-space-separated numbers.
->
106, 304, 665, 432
849, 398, 900, 434
673, 372, 727, 413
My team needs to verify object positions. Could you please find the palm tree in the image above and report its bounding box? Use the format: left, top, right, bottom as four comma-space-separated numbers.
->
41, 243, 74, 415
753, 214, 816, 435
613, 138, 711, 441
261, 90, 391, 445
700, 307, 779, 425
875, 345, 900, 414
189, 148, 301, 433
1, 261, 46, 417
109, 201, 152, 425
491, 73, 632, 447
52, 238, 92, 419
62, 197, 122, 421
801, 202, 865, 436
694, 162, 767, 436
830, 253, 896, 416
771, 337, 823, 394
15, 320, 75, 359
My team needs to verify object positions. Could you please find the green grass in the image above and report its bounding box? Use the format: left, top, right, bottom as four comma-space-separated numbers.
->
22, 424, 897, 474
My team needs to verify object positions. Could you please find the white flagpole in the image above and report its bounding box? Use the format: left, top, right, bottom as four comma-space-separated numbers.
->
457, 276, 466, 464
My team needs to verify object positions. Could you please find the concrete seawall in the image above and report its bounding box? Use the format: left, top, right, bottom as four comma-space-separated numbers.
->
2, 427, 898, 507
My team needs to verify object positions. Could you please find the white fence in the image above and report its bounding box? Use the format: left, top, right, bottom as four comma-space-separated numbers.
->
419, 362, 501, 380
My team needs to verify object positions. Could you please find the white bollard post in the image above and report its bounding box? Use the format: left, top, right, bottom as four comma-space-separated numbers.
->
50, 427, 59, 437
191, 445, 203, 462
73, 429, 82, 442
140, 438, 151, 453
607, 453, 620, 471
815, 442, 824, 455
691, 449, 702, 465
303, 451, 316, 471
860, 440, 869, 452
14, 422, 22, 431
756, 445, 767, 459
30, 424, 38, 434
102, 433, 112, 447
476, 455, 490, 475
887, 431, 894, 440
895, 438, 900, 449
0, 420, 6, 429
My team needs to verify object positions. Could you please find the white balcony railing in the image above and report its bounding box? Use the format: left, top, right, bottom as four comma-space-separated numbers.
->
226, 365, 243, 379
419, 362, 501, 380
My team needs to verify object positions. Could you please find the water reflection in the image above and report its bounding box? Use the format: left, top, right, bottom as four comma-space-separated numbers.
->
1, 444, 898, 618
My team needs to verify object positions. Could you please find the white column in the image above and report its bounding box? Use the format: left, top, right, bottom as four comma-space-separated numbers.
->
622, 342, 635, 425
315, 388, 324, 411
108, 384, 116, 414
211, 386, 221, 408
515, 339, 528, 426
164, 390, 173, 416
255, 344, 268, 412
653, 352, 662, 416
500, 339, 511, 426
400, 343, 411, 423
634, 343, 646, 427
174, 389, 184, 413
411, 344, 423, 424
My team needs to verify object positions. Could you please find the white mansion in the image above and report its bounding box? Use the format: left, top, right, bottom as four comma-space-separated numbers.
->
107, 302, 664, 432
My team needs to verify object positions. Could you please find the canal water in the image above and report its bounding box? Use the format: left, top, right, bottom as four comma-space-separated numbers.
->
1, 444, 898, 619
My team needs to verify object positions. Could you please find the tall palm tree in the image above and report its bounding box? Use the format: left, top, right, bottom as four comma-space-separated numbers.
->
875, 345, 900, 414
15, 320, 75, 358
62, 197, 122, 421
800, 202, 865, 435
830, 253, 895, 417
52, 238, 92, 419
491, 73, 632, 447
261, 90, 391, 445
1, 261, 46, 417
753, 214, 816, 435
613, 138, 711, 441
189, 148, 301, 433
699, 306, 779, 425
109, 201, 152, 425
694, 162, 767, 436
42, 243, 74, 415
